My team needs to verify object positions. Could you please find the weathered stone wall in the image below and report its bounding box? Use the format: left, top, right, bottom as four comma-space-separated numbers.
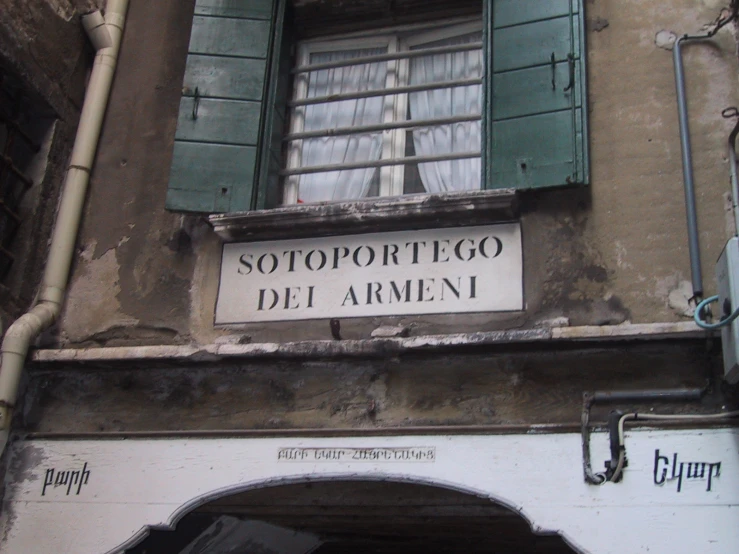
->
23, 340, 726, 433
44, 0, 739, 347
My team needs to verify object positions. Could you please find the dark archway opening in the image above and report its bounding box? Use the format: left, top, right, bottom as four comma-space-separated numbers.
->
126, 480, 578, 554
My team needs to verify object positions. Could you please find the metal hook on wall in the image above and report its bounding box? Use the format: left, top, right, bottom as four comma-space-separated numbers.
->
192, 87, 200, 121
564, 54, 575, 92
550, 52, 556, 90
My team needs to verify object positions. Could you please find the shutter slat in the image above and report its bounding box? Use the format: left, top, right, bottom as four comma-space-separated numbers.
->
493, 0, 575, 29
183, 55, 265, 100
195, 0, 273, 19
174, 99, 261, 145
492, 110, 576, 188
494, 16, 572, 72
189, 16, 270, 58
493, 61, 581, 120
167, 143, 257, 212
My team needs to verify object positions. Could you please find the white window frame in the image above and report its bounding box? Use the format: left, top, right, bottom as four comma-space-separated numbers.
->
283, 19, 482, 206
403, 20, 483, 49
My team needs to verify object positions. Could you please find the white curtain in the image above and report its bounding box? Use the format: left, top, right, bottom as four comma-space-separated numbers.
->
409, 33, 482, 193
298, 48, 386, 203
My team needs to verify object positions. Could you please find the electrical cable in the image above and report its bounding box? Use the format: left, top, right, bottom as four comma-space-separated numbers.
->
693, 295, 739, 329
609, 410, 739, 482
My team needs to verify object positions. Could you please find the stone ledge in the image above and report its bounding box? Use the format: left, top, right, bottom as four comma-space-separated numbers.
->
208, 189, 518, 242
30, 322, 710, 366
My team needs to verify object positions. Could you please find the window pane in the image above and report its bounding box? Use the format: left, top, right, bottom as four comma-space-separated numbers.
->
297, 48, 386, 203
402, 130, 425, 195
408, 32, 482, 194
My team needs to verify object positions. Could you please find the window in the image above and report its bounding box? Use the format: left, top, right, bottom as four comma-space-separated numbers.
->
0, 64, 55, 279
283, 22, 482, 204
166, 0, 588, 214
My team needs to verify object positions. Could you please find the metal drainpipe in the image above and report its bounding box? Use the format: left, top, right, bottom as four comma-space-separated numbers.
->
672, 6, 738, 300
673, 34, 709, 301
0, 0, 129, 456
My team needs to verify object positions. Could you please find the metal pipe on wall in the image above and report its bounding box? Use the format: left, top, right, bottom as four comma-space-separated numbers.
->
0, 0, 129, 456
727, 109, 739, 235
673, 35, 706, 301
581, 386, 705, 484
671, 5, 738, 300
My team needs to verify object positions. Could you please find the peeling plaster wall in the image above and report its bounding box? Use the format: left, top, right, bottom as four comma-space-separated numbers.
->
50, 0, 739, 347
583, 0, 739, 324
23, 341, 725, 433
59, 0, 199, 347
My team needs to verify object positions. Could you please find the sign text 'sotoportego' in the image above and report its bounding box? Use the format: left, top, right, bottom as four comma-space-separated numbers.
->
216, 224, 522, 323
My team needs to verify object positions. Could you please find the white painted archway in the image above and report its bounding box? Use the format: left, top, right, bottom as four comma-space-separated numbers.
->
1, 429, 738, 554
126, 476, 579, 554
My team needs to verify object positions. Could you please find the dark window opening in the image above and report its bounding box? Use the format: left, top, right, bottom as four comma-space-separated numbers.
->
0, 63, 56, 280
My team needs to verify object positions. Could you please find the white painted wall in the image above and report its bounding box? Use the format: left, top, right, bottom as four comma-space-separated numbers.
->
1, 429, 738, 554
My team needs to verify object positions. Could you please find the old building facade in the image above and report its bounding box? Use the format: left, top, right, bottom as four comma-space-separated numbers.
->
0, 0, 738, 552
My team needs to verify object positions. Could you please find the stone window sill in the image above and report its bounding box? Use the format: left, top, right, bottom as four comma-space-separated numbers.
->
208, 189, 518, 242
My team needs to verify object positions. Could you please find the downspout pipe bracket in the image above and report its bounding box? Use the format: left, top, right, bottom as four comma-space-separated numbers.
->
81, 11, 112, 51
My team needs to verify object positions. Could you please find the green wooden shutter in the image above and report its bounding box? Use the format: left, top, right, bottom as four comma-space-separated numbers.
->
254, 3, 292, 211
166, 0, 287, 213
485, 0, 588, 190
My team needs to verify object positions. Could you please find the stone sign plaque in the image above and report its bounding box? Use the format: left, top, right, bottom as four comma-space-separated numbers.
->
215, 223, 523, 323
